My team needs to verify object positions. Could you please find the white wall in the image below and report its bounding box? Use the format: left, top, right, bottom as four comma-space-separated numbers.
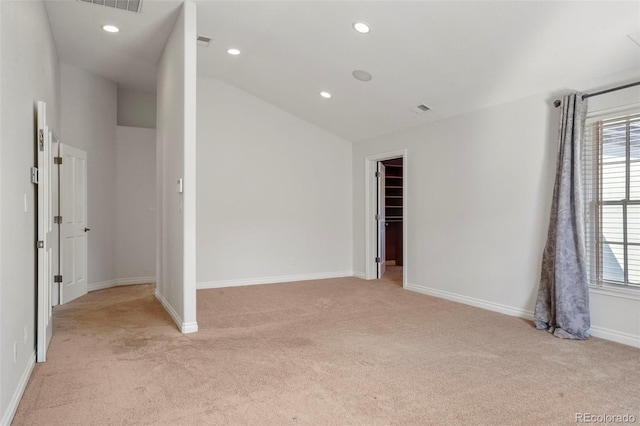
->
0, 5, 3, 419
156, 1, 197, 333
353, 88, 640, 348
117, 88, 156, 129
0, 6, 3, 416
196, 78, 353, 287
60, 63, 118, 288
115, 126, 156, 284
0, 1, 60, 423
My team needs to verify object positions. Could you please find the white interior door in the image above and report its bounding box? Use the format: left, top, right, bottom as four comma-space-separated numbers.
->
37, 101, 53, 362
60, 144, 88, 304
377, 162, 386, 278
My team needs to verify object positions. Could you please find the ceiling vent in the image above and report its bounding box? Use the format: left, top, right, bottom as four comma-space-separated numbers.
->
78, 0, 143, 14
412, 104, 431, 114
197, 36, 212, 47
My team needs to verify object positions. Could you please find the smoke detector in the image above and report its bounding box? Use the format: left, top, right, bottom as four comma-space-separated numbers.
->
352, 70, 373, 82
78, 0, 143, 14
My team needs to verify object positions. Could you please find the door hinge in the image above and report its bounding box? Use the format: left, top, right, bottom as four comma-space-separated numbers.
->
375, 171, 381, 178
54, 216, 62, 224
39, 130, 44, 151
375, 257, 381, 263
375, 214, 380, 221
54, 157, 62, 165
31, 167, 39, 184
37, 240, 44, 249
54, 275, 63, 283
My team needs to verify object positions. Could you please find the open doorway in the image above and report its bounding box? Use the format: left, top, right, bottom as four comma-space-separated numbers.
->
365, 149, 407, 288
378, 157, 403, 286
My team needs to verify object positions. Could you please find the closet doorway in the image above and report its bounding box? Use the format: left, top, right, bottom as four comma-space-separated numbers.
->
365, 149, 407, 288
378, 157, 403, 286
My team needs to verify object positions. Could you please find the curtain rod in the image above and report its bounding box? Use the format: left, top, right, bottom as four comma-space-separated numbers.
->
554, 81, 640, 107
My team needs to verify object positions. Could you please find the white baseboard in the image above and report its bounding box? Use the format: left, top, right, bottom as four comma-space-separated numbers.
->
406, 282, 534, 320
1, 351, 35, 426
88, 276, 155, 292
589, 325, 640, 348
181, 322, 199, 334
197, 271, 354, 289
154, 289, 198, 334
154, 289, 182, 331
353, 271, 366, 279
406, 282, 640, 348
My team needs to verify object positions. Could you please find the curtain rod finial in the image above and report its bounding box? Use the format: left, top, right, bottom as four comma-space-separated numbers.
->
553, 99, 561, 108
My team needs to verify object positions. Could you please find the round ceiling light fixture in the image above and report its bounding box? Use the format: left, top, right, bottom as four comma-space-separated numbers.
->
227, 48, 241, 55
320, 91, 332, 99
353, 22, 370, 34
102, 24, 120, 33
352, 70, 373, 82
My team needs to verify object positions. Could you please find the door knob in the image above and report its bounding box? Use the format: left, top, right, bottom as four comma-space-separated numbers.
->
84, 227, 91, 232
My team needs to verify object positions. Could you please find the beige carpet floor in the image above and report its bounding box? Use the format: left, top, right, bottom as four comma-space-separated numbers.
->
13, 277, 640, 425
382, 265, 403, 287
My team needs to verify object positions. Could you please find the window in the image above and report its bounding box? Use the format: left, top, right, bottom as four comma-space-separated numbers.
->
584, 112, 640, 288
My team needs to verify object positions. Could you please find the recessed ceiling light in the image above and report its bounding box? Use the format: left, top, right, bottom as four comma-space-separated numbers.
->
352, 70, 373, 82
102, 25, 119, 33
353, 22, 370, 34
320, 91, 332, 99
227, 48, 241, 55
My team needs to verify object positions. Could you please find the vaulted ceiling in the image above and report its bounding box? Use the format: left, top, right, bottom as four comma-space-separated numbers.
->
45, 0, 640, 142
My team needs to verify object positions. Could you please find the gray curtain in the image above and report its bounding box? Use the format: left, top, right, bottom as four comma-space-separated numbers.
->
534, 93, 590, 340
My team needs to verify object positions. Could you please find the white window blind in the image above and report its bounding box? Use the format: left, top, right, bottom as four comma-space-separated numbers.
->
584, 112, 640, 288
